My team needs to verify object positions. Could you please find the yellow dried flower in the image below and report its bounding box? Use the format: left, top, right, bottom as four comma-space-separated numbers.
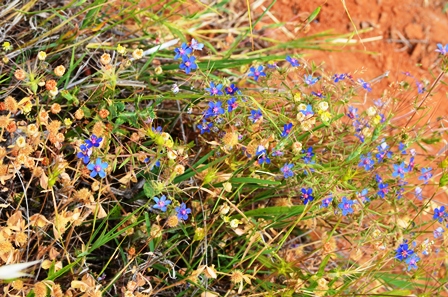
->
0, 240, 14, 253
51, 103, 61, 114
98, 109, 109, 119
74, 188, 94, 203
6, 121, 16, 133
14, 69, 26, 80
92, 121, 105, 137
54, 65, 66, 77
2, 56, 9, 63
45, 79, 57, 91
47, 120, 61, 134
52, 283, 63, 297
16, 153, 27, 164
27, 124, 39, 136
292, 141, 303, 154
100, 53, 111, 65
132, 49, 143, 60
37, 51, 47, 61
167, 150, 177, 160
166, 215, 179, 228
34, 282, 48, 297
74, 109, 84, 120
11, 279, 24, 290
5, 96, 18, 113
49, 87, 58, 97
150, 224, 163, 237
154, 66, 163, 75
173, 164, 185, 175
318, 101, 329, 111
55, 132, 64, 143
0, 146, 6, 160
16, 136, 26, 148
14, 231, 27, 246
0, 115, 10, 128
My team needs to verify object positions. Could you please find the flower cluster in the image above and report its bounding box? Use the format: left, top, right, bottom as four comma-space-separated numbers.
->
395, 240, 420, 271
175, 38, 203, 74
77, 134, 108, 178
152, 195, 191, 221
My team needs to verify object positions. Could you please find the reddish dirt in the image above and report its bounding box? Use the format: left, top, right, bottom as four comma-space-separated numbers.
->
260, 0, 448, 113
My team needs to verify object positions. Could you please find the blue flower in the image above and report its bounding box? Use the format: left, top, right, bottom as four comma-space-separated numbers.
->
281, 163, 294, 178
358, 78, 372, 92
392, 162, 409, 179
179, 55, 197, 74
258, 154, 271, 165
299, 104, 314, 117
281, 123, 293, 138
414, 186, 423, 200
304, 74, 319, 86
197, 120, 213, 134
286, 55, 300, 67
190, 38, 204, 51
174, 43, 192, 60
333, 73, 346, 83
300, 188, 314, 205
87, 158, 108, 178
398, 142, 407, 154
248, 66, 266, 82
152, 126, 163, 133
272, 150, 284, 157
419, 167, 432, 184
85, 134, 103, 148
374, 98, 384, 107
347, 106, 358, 119
227, 97, 238, 112
338, 197, 355, 216
311, 91, 323, 98
405, 254, 420, 271
433, 206, 446, 223
204, 101, 225, 118
395, 241, 414, 261
377, 182, 389, 199
302, 147, 315, 164
256, 145, 270, 165
376, 141, 392, 162
175, 203, 191, 221
434, 227, 445, 239
205, 82, 223, 96
77, 144, 92, 164
408, 156, 415, 171
357, 189, 370, 203
435, 43, 448, 55
416, 81, 425, 94
321, 194, 332, 208
153, 195, 171, 212
358, 153, 375, 171
249, 109, 263, 123
225, 83, 239, 95
375, 174, 383, 183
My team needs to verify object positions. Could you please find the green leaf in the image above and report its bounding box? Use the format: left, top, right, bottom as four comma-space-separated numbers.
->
306, 6, 321, 24
440, 172, 448, 187
243, 205, 305, 218
421, 137, 441, 144
143, 181, 154, 198
229, 177, 281, 185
